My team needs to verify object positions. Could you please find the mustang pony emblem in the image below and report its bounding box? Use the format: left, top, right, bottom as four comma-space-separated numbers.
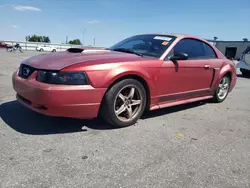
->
23, 67, 30, 76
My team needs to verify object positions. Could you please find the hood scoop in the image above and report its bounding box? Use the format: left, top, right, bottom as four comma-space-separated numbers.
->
67, 48, 84, 53
67, 48, 110, 54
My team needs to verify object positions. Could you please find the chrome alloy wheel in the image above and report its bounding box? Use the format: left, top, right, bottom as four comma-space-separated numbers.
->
114, 85, 142, 122
217, 77, 230, 100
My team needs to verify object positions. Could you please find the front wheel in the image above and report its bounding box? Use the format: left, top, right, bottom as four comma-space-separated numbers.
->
100, 79, 147, 127
212, 76, 230, 103
52, 49, 56, 52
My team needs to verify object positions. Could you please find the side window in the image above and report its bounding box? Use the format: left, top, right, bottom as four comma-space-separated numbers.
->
173, 39, 205, 59
166, 38, 217, 60
243, 47, 250, 54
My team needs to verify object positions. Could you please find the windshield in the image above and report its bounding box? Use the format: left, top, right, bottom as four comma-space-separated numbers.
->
108, 34, 176, 58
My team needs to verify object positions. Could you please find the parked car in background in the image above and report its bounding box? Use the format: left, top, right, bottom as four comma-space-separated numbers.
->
12, 33, 237, 127
237, 46, 250, 77
36, 45, 57, 52
0, 41, 8, 48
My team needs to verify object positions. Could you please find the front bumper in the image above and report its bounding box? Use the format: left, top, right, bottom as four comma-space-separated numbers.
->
236, 61, 250, 71
12, 71, 107, 119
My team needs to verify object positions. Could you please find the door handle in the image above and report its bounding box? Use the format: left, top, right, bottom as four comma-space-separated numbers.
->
204, 65, 210, 70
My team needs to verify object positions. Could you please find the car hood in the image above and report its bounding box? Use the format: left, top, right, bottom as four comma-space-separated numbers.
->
22, 49, 146, 70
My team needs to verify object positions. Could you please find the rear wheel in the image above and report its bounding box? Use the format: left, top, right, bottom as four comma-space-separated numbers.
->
212, 76, 230, 103
100, 79, 147, 127
52, 49, 56, 52
40, 48, 44, 52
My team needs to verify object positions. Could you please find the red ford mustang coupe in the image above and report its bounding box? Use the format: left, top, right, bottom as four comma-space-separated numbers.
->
12, 33, 237, 127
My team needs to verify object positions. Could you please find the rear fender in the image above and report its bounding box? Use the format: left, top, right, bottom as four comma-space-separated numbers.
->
212, 64, 232, 90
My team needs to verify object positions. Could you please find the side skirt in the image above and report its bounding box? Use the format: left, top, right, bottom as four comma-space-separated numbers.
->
150, 95, 213, 111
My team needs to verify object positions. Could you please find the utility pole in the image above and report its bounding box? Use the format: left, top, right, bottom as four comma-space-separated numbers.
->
66, 36, 68, 44
93, 38, 95, 46
213, 36, 218, 46
82, 28, 87, 46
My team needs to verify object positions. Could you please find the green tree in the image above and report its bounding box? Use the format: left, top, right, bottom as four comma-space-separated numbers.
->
25, 35, 51, 43
68, 39, 81, 45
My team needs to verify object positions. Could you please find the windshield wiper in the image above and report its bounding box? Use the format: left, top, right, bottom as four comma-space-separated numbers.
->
111, 48, 143, 57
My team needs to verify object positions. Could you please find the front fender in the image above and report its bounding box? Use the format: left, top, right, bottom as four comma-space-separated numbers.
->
103, 66, 156, 96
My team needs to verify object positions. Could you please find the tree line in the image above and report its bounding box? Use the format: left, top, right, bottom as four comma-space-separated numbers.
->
25, 34, 82, 45
25, 35, 51, 43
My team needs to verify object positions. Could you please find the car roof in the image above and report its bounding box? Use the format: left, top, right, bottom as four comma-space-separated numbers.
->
140, 32, 191, 38
141, 33, 210, 42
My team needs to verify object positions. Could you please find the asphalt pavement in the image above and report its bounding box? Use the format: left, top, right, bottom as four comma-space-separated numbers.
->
0, 50, 249, 188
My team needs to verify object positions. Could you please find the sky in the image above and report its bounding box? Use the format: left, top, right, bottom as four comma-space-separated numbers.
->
0, 0, 249, 47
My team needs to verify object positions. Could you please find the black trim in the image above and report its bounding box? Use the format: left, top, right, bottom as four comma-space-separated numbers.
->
159, 89, 211, 102
17, 94, 31, 105
210, 69, 216, 88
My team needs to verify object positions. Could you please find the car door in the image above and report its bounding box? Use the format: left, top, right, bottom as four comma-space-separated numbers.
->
158, 38, 215, 102
44, 45, 50, 51
244, 48, 250, 65
42, 45, 47, 51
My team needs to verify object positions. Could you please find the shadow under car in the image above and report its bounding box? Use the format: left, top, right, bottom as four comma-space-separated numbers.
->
0, 100, 207, 135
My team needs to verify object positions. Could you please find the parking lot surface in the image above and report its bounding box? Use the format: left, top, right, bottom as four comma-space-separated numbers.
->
0, 50, 249, 188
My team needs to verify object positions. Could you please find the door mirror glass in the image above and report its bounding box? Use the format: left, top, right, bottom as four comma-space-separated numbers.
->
170, 52, 188, 61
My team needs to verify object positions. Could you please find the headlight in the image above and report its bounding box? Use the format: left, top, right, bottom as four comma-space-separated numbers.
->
37, 71, 89, 85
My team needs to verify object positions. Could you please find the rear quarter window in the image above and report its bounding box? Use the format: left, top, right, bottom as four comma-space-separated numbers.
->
203, 43, 217, 58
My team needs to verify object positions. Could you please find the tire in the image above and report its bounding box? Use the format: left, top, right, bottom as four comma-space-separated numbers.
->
52, 49, 56, 52
100, 79, 147, 127
212, 76, 230, 103
240, 69, 250, 77
40, 48, 44, 52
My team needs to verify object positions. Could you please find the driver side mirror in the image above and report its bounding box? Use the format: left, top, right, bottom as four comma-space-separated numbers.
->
170, 52, 188, 61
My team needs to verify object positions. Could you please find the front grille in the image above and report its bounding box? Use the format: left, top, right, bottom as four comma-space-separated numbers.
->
18, 64, 36, 79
